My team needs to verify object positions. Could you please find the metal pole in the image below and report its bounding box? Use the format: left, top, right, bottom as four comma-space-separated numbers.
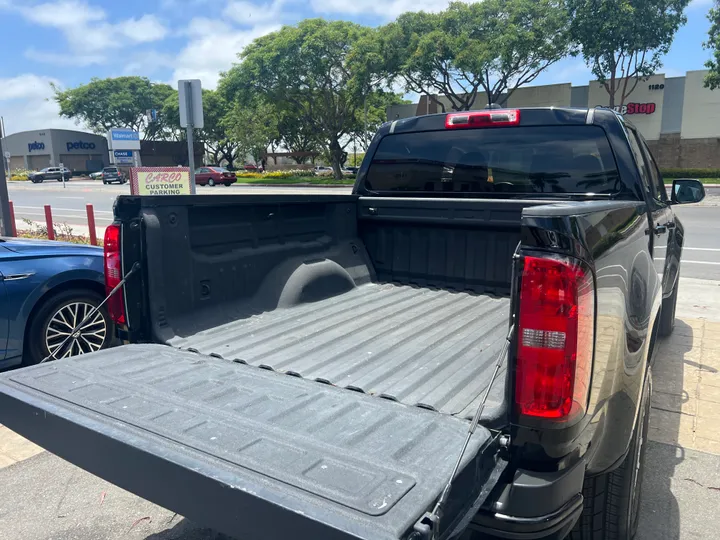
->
185, 81, 197, 195
0, 138, 13, 237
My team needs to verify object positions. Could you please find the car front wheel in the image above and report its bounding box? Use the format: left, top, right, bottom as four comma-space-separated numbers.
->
208, 178, 215, 186
24, 288, 114, 365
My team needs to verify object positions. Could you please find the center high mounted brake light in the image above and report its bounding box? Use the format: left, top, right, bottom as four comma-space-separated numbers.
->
445, 109, 521, 129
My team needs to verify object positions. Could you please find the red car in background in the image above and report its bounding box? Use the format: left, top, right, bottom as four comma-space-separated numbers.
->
194, 167, 237, 187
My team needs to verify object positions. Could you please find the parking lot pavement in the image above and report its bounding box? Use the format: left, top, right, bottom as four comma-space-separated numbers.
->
0, 278, 720, 538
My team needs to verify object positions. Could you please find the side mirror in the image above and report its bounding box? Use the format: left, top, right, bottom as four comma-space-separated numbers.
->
671, 178, 705, 205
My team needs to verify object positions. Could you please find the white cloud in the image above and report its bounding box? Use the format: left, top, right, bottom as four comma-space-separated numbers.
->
15, 0, 169, 61
117, 15, 169, 43
122, 51, 175, 76
0, 74, 78, 133
171, 18, 280, 89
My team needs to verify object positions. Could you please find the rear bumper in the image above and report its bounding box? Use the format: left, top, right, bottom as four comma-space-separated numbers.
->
470, 457, 585, 539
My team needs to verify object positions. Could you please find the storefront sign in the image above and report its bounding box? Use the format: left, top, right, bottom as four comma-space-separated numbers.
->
130, 167, 191, 196
66, 140, 96, 151
114, 150, 134, 164
107, 128, 141, 151
612, 102, 657, 115
28, 141, 45, 152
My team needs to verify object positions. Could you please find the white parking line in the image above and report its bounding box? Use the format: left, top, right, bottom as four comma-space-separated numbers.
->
654, 259, 720, 265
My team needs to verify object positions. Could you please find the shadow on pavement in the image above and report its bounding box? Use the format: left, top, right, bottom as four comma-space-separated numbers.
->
143, 519, 235, 540
635, 319, 695, 540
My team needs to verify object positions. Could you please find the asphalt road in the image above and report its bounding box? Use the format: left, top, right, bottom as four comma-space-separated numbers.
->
7, 180, 350, 228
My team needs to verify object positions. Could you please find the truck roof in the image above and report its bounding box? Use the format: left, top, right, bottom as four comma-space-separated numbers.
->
383, 107, 620, 136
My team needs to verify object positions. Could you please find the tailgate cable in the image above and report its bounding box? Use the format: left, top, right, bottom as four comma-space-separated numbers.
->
40, 262, 141, 364
412, 323, 515, 540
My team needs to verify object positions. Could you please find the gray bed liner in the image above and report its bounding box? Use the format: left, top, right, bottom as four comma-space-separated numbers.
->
0, 344, 503, 540
170, 282, 511, 421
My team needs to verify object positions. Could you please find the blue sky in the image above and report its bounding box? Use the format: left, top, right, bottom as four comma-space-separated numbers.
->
0, 0, 715, 134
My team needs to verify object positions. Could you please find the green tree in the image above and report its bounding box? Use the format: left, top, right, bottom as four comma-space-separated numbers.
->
162, 89, 243, 168
568, 0, 689, 108
53, 77, 174, 140
382, 0, 572, 111
705, 1, 720, 89
221, 19, 384, 179
225, 100, 280, 167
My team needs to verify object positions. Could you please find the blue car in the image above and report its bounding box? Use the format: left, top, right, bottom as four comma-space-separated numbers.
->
0, 237, 113, 369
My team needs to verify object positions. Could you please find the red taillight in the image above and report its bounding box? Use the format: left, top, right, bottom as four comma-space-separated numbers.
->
445, 109, 520, 129
104, 224, 126, 325
515, 255, 594, 421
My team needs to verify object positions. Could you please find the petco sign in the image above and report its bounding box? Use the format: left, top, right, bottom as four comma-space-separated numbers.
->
28, 141, 45, 152
66, 141, 96, 151
613, 102, 657, 115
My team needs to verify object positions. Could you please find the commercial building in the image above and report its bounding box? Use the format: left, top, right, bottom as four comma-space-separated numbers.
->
3, 129, 108, 172
3, 128, 204, 173
387, 69, 720, 169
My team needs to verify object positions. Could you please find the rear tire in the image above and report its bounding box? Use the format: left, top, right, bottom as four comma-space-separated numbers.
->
569, 369, 651, 540
24, 288, 114, 366
224, 182, 233, 187
659, 275, 679, 337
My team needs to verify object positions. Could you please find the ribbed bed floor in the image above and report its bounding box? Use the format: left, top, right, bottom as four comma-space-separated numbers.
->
171, 283, 511, 421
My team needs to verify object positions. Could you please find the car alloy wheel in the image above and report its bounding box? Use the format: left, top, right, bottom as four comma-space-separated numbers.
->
45, 301, 107, 359
208, 178, 215, 186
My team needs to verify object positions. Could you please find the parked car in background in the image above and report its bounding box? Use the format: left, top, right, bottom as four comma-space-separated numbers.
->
102, 166, 126, 185
314, 166, 333, 174
194, 166, 237, 186
28, 167, 72, 183
89, 170, 103, 180
0, 237, 114, 369
243, 163, 263, 172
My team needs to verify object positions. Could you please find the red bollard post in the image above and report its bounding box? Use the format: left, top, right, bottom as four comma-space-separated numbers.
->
86, 203, 97, 246
8, 201, 17, 237
44, 205, 55, 240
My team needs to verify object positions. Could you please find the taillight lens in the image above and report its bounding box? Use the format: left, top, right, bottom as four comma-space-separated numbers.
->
104, 224, 126, 325
445, 110, 520, 129
515, 255, 594, 421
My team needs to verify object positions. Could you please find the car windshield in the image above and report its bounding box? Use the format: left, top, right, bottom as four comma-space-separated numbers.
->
105, 168, 118, 172
365, 125, 622, 195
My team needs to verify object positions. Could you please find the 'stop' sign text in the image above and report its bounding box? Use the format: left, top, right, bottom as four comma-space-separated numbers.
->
612, 102, 657, 115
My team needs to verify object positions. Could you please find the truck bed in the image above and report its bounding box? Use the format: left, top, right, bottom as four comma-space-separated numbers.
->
0, 344, 504, 540
170, 283, 510, 422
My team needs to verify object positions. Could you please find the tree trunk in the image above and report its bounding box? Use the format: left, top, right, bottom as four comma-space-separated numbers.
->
329, 138, 344, 180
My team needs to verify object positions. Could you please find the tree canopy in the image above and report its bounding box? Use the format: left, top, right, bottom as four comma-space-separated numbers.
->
705, 1, 720, 90
568, 0, 689, 107
221, 18, 394, 178
381, 0, 573, 111
53, 76, 174, 139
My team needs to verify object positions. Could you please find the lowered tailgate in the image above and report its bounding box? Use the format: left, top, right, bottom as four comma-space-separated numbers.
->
0, 345, 503, 540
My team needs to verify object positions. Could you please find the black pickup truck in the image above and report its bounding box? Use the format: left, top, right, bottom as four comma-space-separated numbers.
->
0, 108, 705, 540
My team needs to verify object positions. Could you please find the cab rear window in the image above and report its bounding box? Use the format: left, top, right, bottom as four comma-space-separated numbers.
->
365, 125, 621, 195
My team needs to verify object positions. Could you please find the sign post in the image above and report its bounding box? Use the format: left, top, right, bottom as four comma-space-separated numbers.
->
0, 138, 12, 236
60, 162, 66, 189
178, 79, 203, 195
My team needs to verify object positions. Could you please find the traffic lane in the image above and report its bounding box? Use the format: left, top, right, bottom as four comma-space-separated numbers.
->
673, 205, 720, 280
7, 182, 352, 227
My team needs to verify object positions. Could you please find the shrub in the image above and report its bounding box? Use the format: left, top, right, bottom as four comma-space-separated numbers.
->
9, 168, 30, 181
235, 172, 264, 178
661, 168, 720, 179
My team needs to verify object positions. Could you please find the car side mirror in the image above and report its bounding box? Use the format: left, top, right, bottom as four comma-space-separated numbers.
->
671, 178, 705, 205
